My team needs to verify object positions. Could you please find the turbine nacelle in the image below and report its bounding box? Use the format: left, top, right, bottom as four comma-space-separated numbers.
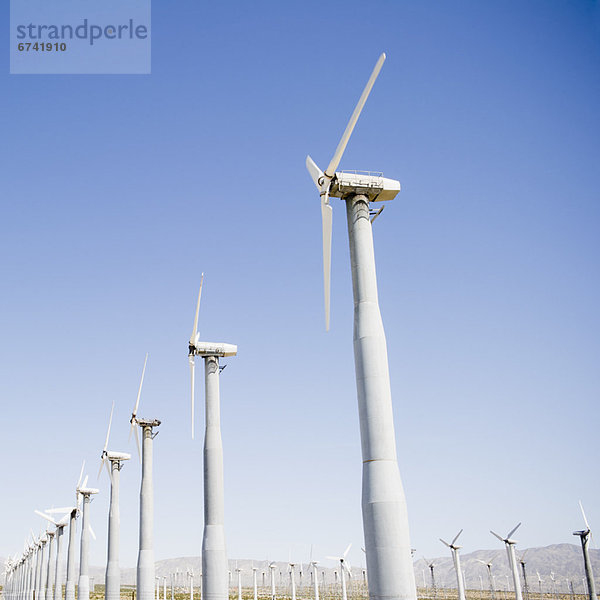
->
191, 342, 238, 358
106, 451, 131, 461
329, 171, 400, 202
77, 487, 99, 496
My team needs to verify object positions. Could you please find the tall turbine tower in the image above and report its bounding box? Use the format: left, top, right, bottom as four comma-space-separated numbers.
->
423, 557, 436, 599
100, 401, 132, 600
326, 545, 352, 600
573, 502, 596, 600
33, 511, 70, 600
490, 523, 523, 600
440, 530, 466, 600
130, 354, 161, 600
188, 276, 237, 600
305, 52, 414, 600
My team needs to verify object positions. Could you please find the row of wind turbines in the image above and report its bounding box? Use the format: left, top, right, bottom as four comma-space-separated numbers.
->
1, 50, 595, 600
427, 515, 596, 600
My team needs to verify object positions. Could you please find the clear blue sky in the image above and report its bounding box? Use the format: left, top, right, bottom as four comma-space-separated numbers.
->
1, 0, 599, 570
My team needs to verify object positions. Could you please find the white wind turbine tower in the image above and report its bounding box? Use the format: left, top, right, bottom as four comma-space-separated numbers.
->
188, 275, 237, 600
476, 558, 495, 600
268, 562, 277, 600
439, 530, 466, 600
305, 52, 415, 600
490, 523, 523, 600
326, 544, 352, 600
309, 561, 319, 600
573, 501, 597, 600
129, 353, 161, 600
287, 562, 297, 600
99, 401, 132, 600
77, 474, 99, 600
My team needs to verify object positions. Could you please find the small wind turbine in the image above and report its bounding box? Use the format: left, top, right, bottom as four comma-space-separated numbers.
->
99, 401, 132, 600
288, 562, 297, 600
77, 473, 99, 600
129, 354, 161, 600
305, 53, 415, 600
309, 561, 319, 600
423, 557, 437, 599
476, 558, 496, 600
440, 530, 466, 600
490, 523, 523, 600
518, 551, 530, 600
326, 544, 352, 600
573, 501, 597, 600
188, 276, 237, 600
268, 562, 277, 600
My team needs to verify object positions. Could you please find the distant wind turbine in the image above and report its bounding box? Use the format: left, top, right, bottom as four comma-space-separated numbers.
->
490, 523, 523, 600
476, 558, 496, 600
326, 544, 352, 600
440, 530, 466, 600
573, 501, 597, 600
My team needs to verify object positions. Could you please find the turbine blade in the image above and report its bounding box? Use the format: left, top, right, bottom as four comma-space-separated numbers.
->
81, 475, 88, 489
88, 525, 96, 541
103, 401, 114, 454
135, 425, 141, 464
190, 358, 195, 440
325, 53, 386, 178
321, 197, 333, 331
77, 460, 85, 488
306, 155, 324, 191
132, 353, 148, 422
343, 543, 352, 558
190, 274, 204, 346
490, 530, 504, 542
439, 539, 450, 548
451, 529, 463, 545
34, 511, 57, 526
579, 500, 590, 530
507, 522, 521, 540
97, 458, 105, 480
45, 507, 76, 514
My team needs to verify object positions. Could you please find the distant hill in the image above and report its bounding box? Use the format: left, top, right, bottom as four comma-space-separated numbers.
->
84, 544, 597, 591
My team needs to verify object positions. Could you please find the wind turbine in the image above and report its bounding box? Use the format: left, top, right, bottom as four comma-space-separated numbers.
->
305, 52, 415, 600
440, 530, 466, 600
518, 551, 530, 600
77, 474, 99, 600
188, 276, 237, 600
423, 557, 436, 599
536, 572, 543, 600
573, 501, 597, 600
309, 561, 319, 600
326, 544, 352, 600
99, 401, 132, 600
268, 562, 277, 600
490, 523, 523, 600
129, 353, 161, 600
287, 562, 297, 600
476, 558, 495, 600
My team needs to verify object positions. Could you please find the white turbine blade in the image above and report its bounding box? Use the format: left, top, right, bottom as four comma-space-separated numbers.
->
45, 507, 76, 514
130, 353, 148, 431
343, 543, 352, 558
97, 458, 106, 480
321, 197, 333, 331
34, 510, 58, 526
306, 155, 324, 190
324, 53, 386, 178
451, 529, 463, 545
134, 425, 142, 464
103, 401, 115, 453
490, 530, 504, 542
88, 524, 96, 541
579, 500, 590, 530
507, 522, 521, 539
103, 458, 113, 485
57, 514, 70, 527
190, 358, 195, 440
81, 475, 88, 489
439, 538, 450, 548
190, 274, 204, 345
325, 556, 340, 561
77, 460, 85, 488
